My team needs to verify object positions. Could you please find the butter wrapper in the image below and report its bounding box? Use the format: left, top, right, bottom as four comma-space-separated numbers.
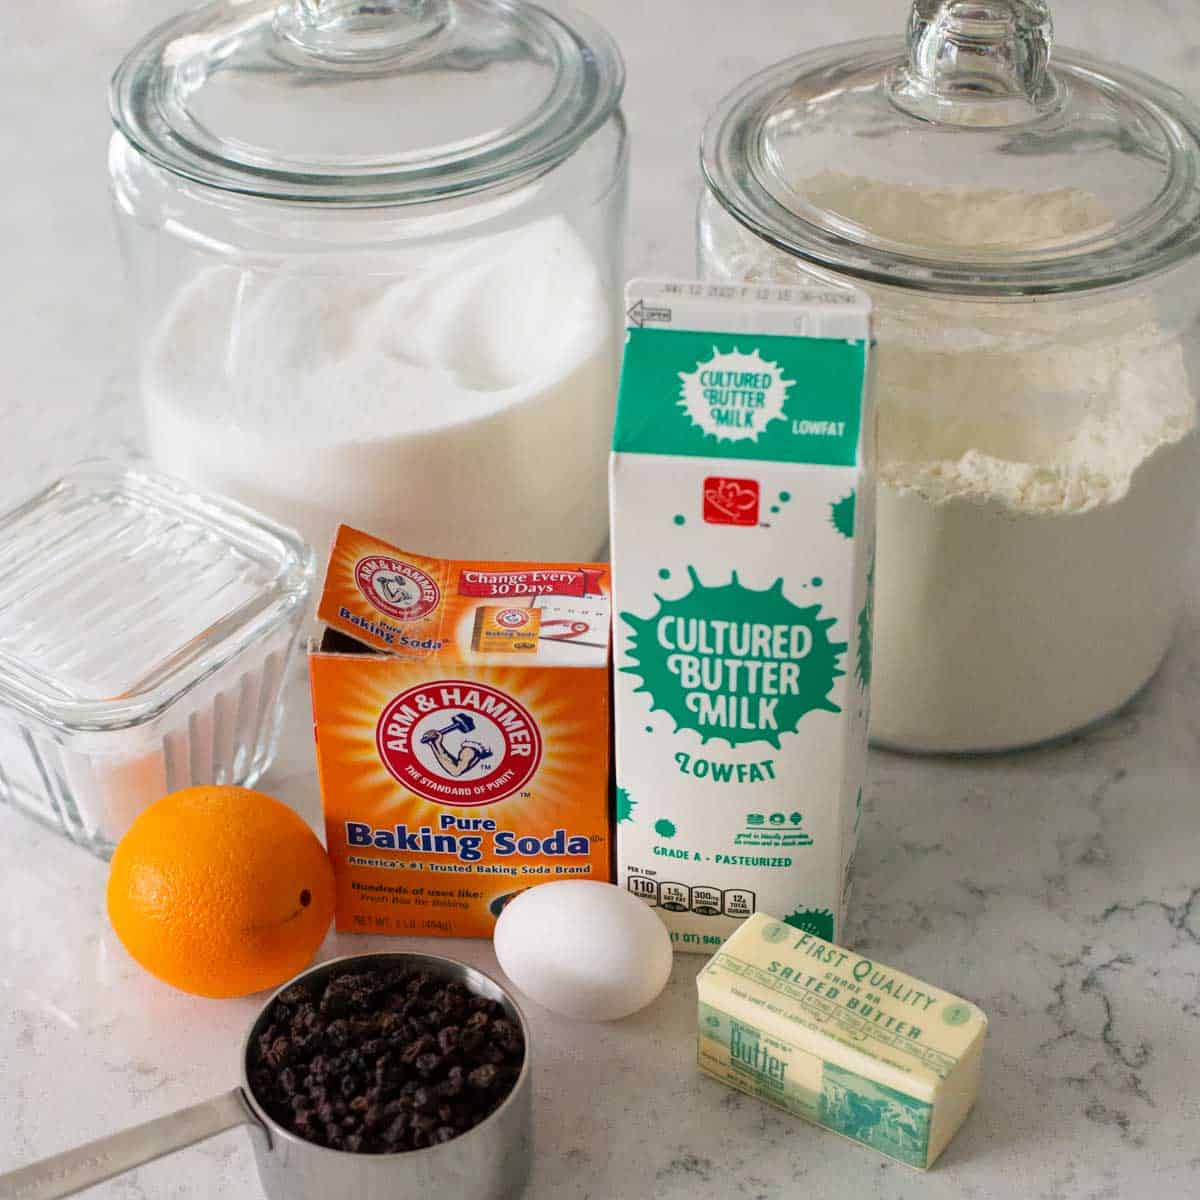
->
697, 914, 987, 1169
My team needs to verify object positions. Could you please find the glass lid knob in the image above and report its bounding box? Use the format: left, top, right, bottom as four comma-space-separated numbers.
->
275, 0, 453, 64
888, 0, 1057, 126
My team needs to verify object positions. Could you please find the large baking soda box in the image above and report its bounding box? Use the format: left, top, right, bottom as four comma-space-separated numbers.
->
611, 280, 874, 953
310, 526, 612, 937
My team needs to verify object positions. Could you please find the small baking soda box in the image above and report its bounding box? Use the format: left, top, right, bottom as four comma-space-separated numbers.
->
310, 526, 612, 937
610, 279, 875, 952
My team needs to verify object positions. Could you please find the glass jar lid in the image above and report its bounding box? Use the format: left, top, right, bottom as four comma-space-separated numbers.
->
111, 0, 623, 205
702, 0, 1200, 296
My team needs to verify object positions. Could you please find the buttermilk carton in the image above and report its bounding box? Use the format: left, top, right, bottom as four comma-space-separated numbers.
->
610, 279, 874, 953
310, 526, 612, 937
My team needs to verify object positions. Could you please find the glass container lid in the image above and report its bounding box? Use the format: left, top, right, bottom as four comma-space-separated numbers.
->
702, 0, 1200, 295
0, 462, 313, 731
111, 0, 623, 205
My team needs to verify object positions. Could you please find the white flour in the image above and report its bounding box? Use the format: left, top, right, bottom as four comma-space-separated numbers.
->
702, 180, 1200, 750
872, 316, 1198, 752
143, 216, 615, 562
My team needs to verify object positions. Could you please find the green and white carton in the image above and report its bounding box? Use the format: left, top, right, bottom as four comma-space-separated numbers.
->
610, 279, 875, 954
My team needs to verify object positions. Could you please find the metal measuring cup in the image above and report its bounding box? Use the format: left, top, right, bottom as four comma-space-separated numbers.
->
0, 952, 533, 1200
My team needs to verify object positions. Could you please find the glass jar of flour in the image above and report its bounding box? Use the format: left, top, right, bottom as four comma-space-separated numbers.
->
110, 0, 626, 563
699, 0, 1200, 752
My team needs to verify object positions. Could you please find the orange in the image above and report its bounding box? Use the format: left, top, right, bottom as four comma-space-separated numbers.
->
107, 785, 335, 999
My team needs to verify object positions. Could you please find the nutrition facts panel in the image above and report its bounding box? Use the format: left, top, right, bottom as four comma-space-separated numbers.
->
713, 952, 958, 1079
627, 875, 754, 917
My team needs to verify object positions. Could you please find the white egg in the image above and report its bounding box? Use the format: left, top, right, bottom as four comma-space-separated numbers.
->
493, 880, 673, 1021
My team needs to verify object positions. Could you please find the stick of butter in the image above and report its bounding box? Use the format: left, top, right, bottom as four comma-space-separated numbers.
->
697, 913, 987, 1169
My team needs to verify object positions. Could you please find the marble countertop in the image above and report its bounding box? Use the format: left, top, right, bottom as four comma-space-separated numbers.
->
3, 1, 1200, 1197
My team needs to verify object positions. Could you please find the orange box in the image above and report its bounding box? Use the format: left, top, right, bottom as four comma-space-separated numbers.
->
310, 526, 613, 938
471, 605, 542, 654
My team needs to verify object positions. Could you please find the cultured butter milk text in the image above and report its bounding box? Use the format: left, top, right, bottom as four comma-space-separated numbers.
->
610, 280, 874, 953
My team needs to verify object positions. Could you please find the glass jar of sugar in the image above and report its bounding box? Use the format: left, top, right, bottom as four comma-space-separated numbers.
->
109, 0, 626, 565
698, 0, 1200, 752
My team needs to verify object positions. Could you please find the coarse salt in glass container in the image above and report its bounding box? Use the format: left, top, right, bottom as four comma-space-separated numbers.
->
0, 462, 314, 858
699, 0, 1200, 752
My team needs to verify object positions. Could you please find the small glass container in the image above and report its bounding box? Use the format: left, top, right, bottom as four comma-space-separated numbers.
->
108, 0, 627, 565
699, 0, 1200, 752
0, 462, 314, 857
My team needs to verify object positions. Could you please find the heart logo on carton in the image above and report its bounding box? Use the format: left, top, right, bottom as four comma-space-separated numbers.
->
703, 476, 760, 526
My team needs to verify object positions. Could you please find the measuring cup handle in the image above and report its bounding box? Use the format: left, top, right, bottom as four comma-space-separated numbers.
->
0, 1088, 265, 1200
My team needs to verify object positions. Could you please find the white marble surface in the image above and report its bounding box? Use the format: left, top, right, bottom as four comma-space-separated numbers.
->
3, 1, 1200, 1198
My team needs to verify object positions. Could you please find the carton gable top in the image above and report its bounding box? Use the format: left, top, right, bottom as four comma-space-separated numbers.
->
316, 525, 611, 668
614, 278, 871, 468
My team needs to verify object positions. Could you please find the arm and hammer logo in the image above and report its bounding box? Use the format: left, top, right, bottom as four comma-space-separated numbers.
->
355, 556, 440, 621
495, 608, 532, 628
376, 680, 543, 805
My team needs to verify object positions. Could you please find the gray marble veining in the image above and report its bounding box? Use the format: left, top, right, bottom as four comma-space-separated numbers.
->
2, 1, 1200, 1197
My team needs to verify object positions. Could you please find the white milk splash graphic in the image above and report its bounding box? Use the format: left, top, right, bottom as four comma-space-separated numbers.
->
677, 348, 792, 442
